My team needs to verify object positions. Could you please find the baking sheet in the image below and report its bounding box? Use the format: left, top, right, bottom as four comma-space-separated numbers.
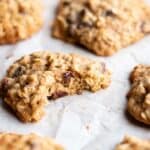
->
0, 0, 150, 150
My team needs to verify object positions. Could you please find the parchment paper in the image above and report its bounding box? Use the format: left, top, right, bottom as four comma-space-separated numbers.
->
0, 0, 150, 150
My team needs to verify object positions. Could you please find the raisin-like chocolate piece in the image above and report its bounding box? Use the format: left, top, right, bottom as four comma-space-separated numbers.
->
140, 21, 150, 33
63, 71, 74, 85
26, 140, 39, 150
103, 10, 115, 17
47, 91, 68, 100
18, 5, 26, 15
12, 66, 25, 77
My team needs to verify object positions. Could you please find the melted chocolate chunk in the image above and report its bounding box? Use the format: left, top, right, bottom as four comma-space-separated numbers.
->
18, 5, 27, 15
47, 91, 68, 100
63, 71, 74, 84
26, 140, 38, 150
103, 10, 115, 17
79, 9, 86, 17
140, 21, 150, 33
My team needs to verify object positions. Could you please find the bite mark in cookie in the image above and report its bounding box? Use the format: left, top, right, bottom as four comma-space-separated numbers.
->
0, 51, 111, 122
52, 0, 150, 56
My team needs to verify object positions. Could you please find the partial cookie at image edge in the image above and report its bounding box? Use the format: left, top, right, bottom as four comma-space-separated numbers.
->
0, 0, 43, 44
115, 135, 150, 150
127, 65, 150, 125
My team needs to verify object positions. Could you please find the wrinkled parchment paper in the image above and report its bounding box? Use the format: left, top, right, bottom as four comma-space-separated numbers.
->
0, 0, 150, 150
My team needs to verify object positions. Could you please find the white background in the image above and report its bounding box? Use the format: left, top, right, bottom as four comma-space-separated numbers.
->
0, 0, 150, 150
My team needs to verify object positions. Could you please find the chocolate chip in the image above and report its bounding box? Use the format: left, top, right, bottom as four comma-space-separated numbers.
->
62, 1, 70, 6
47, 91, 68, 100
79, 9, 86, 17
103, 10, 115, 17
67, 8, 94, 32
78, 10, 94, 28
63, 71, 74, 84
145, 85, 150, 93
84, 2, 91, 9
13, 66, 25, 77
1, 78, 9, 88
47, 96, 51, 100
140, 21, 150, 33
67, 9, 86, 25
68, 18, 93, 35
18, 5, 26, 15
26, 140, 38, 150
0, 78, 9, 97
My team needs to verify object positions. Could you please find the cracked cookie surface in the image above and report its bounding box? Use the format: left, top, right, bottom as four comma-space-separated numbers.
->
116, 135, 150, 150
0, 51, 111, 122
0, 133, 64, 150
52, 0, 150, 56
0, 0, 43, 44
127, 65, 150, 125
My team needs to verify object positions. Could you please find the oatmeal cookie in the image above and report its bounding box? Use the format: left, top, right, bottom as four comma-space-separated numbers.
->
127, 65, 150, 125
0, 0, 43, 44
116, 135, 150, 150
0, 133, 64, 150
0, 51, 111, 122
52, 0, 150, 56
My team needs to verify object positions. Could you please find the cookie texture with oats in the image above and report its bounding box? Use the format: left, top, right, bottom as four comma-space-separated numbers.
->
0, 51, 111, 122
52, 0, 150, 56
0, 133, 64, 150
116, 135, 150, 150
0, 0, 43, 44
127, 65, 150, 125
